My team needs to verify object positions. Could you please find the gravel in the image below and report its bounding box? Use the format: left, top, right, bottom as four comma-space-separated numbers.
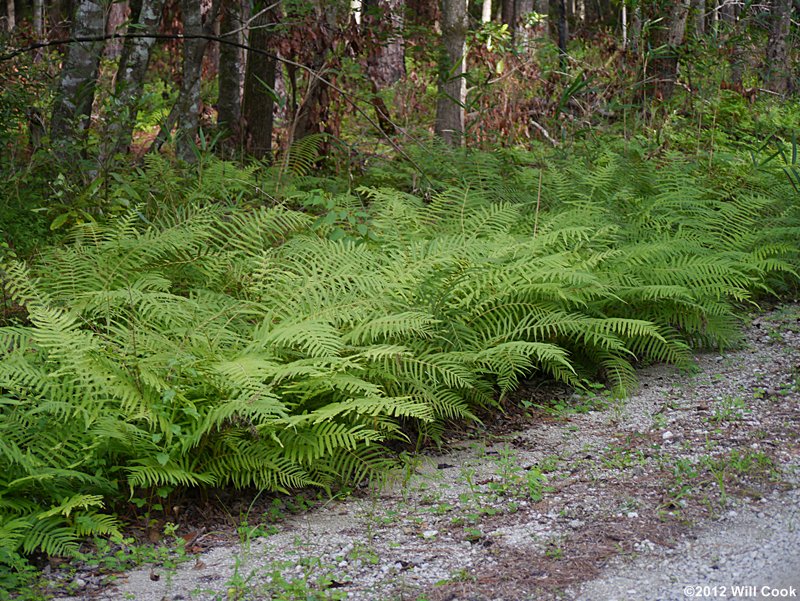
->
46, 304, 800, 601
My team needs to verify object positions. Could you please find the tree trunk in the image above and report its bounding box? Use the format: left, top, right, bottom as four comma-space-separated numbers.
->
105, 1, 128, 59
364, 0, 405, 88
630, 3, 641, 52
363, 0, 405, 135
33, 0, 44, 37
692, 0, 704, 37
515, 0, 534, 52
217, 0, 245, 149
105, 0, 164, 158
621, 0, 627, 49
241, 4, 277, 159
647, 0, 690, 100
50, 0, 106, 154
482, 0, 492, 22
502, 0, 514, 26
435, 0, 467, 146
765, 0, 792, 93
557, 0, 568, 67
175, 0, 215, 162
291, 2, 347, 144
4, 0, 14, 31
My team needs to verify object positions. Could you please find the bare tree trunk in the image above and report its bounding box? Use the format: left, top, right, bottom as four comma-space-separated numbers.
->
502, 0, 514, 25
217, 0, 245, 149
174, 0, 217, 161
4, 0, 14, 31
105, 1, 128, 58
241, 3, 277, 159
33, 0, 44, 37
50, 0, 106, 154
765, 0, 792, 93
515, 0, 534, 52
482, 0, 492, 22
364, 0, 405, 87
435, 0, 467, 146
621, 0, 627, 49
104, 0, 163, 159
630, 3, 641, 53
363, 0, 405, 134
648, 0, 690, 100
557, 0, 568, 67
291, 2, 347, 144
692, 0, 704, 37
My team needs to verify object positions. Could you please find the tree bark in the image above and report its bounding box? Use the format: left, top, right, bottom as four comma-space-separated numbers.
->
435, 0, 467, 146
647, 0, 690, 100
482, 0, 492, 22
105, 1, 128, 58
291, 2, 347, 144
692, 0, 704, 37
557, 0, 568, 67
33, 0, 44, 38
514, 0, 534, 52
363, 0, 405, 88
217, 0, 245, 149
765, 0, 792, 93
241, 3, 277, 159
50, 0, 106, 154
4, 0, 14, 31
363, 0, 405, 135
174, 0, 217, 162
502, 0, 514, 26
105, 0, 164, 158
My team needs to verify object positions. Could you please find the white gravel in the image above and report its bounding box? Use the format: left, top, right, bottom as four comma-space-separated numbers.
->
575, 486, 800, 601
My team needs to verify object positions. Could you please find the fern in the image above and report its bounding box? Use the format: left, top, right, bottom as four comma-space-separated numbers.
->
1, 142, 798, 566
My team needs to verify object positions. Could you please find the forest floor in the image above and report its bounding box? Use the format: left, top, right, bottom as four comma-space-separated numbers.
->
47, 303, 800, 601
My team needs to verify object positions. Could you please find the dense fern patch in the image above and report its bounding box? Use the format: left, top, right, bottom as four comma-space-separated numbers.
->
1, 143, 798, 572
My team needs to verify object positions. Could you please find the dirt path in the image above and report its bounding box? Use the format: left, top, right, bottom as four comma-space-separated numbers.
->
49, 304, 800, 601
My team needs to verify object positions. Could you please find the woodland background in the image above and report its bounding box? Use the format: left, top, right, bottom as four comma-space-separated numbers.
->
0, 0, 799, 595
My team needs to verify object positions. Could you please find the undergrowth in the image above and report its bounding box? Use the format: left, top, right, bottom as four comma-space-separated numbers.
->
0, 139, 798, 585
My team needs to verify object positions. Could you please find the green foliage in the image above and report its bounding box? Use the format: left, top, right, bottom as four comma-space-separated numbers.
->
0, 139, 798, 573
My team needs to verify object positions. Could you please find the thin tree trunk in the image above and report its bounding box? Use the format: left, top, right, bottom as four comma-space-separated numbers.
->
630, 4, 641, 53
175, 0, 204, 161
557, 0, 568, 68
515, 0, 534, 52
622, 1, 627, 49
765, 0, 792, 93
435, 0, 467, 146
693, 0, 704, 37
50, 0, 106, 155
217, 0, 245, 149
33, 0, 44, 37
482, 0, 492, 22
241, 4, 277, 159
649, 0, 690, 100
4, 0, 14, 31
104, 0, 164, 159
105, 2, 128, 58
